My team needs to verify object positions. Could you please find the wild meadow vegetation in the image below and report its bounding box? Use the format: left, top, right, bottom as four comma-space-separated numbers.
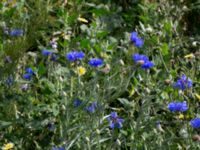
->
0, 0, 200, 149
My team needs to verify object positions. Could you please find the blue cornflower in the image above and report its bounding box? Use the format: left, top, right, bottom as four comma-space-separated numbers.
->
190, 118, 200, 129
168, 101, 188, 112
141, 61, 154, 69
42, 49, 53, 57
86, 102, 97, 113
130, 31, 144, 48
76, 51, 85, 59
25, 68, 34, 75
107, 112, 124, 129
9, 29, 23, 36
23, 68, 34, 80
51, 147, 65, 150
173, 75, 193, 90
133, 54, 149, 63
88, 58, 103, 67
23, 73, 32, 80
130, 32, 138, 43
66, 51, 85, 62
73, 99, 83, 107
134, 38, 144, 48
132, 54, 154, 69
42, 50, 58, 61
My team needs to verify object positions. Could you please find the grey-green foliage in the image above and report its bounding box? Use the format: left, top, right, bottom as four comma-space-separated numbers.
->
0, 1, 52, 79
0, 0, 200, 149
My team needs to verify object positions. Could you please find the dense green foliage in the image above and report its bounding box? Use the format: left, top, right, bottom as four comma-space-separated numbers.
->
0, 0, 200, 149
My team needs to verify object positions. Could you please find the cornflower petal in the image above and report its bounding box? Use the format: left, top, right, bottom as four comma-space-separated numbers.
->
190, 118, 200, 129
173, 75, 193, 90
88, 58, 103, 67
107, 112, 124, 129
9, 29, 23, 36
168, 101, 188, 112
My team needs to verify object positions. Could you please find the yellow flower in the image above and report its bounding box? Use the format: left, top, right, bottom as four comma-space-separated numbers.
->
77, 66, 86, 76
2, 143, 14, 150
184, 53, 194, 59
77, 17, 88, 23
195, 93, 200, 101
178, 114, 184, 120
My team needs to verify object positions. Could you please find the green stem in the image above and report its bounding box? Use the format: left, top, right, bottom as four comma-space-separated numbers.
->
159, 50, 169, 73
70, 76, 74, 98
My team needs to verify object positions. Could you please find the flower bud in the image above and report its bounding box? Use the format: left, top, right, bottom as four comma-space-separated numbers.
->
63, 91, 67, 96
101, 64, 110, 73
145, 87, 150, 94
192, 41, 197, 47
164, 79, 171, 85
192, 135, 200, 142
119, 59, 125, 66
61, 105, 66, 111
96, 129, 100, 134
182, 6, 188, 11
85, 137, 90, 142
96, 84, 100, 89
116, 139, 121, 146
59, 76, 64, 82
